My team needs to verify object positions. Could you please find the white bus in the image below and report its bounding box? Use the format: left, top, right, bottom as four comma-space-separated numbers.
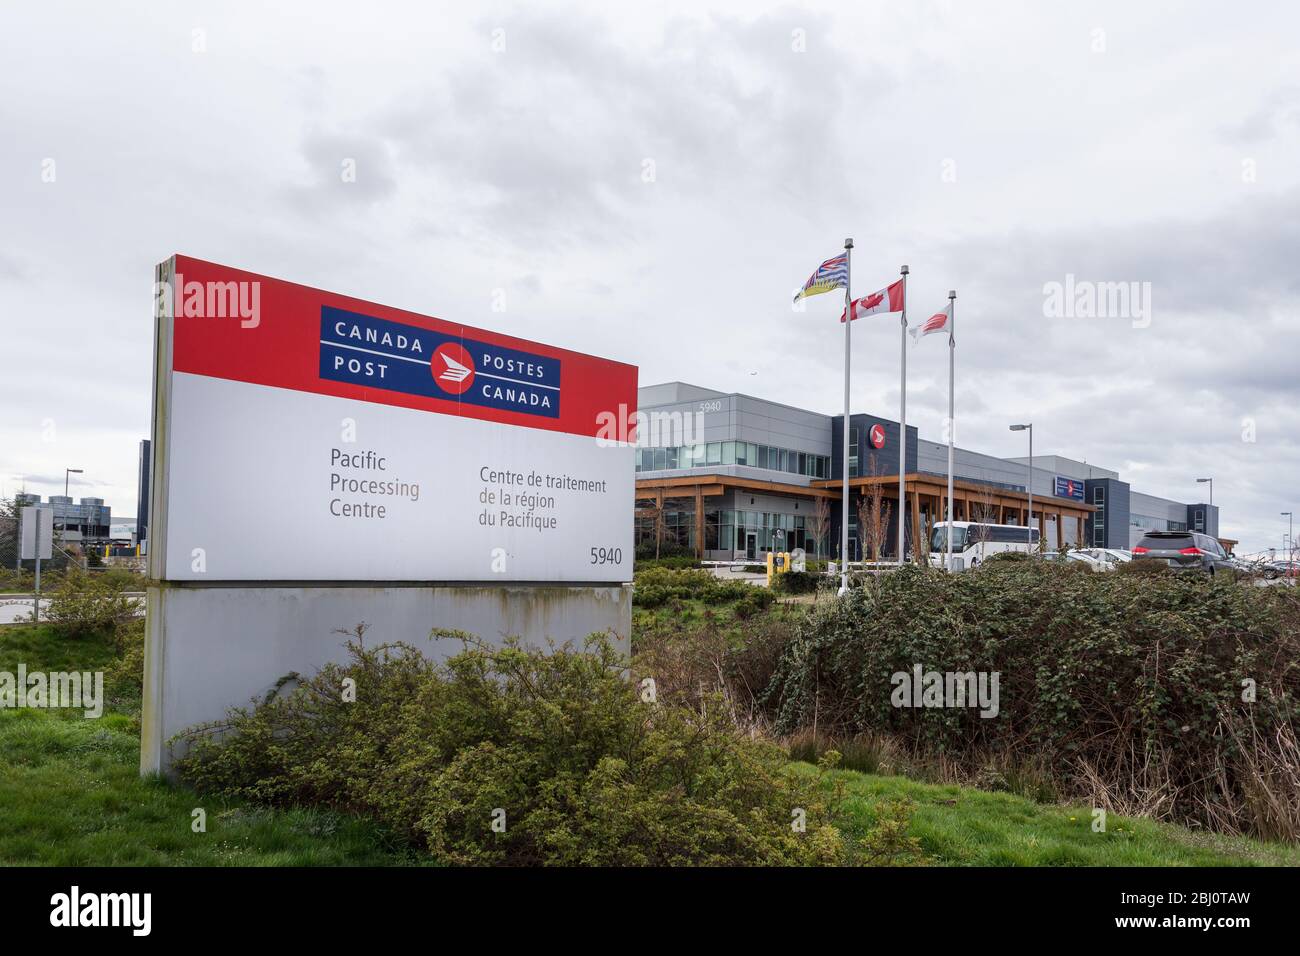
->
928, 521, 1040, 571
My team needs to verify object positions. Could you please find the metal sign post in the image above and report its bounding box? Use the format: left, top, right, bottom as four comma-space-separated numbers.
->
20, 506, 53, 622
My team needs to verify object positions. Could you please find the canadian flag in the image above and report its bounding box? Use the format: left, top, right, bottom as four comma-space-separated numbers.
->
909, 302, 952, 341
840, 279, 905, 322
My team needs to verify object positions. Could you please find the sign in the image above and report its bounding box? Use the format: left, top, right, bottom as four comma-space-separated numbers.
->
1054, 476, 1084, 501
869, 423, 886, 449
20, 506, 53, 561
150, 255, 638, 583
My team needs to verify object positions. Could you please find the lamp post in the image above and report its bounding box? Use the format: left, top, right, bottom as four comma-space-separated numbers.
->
1010, 424, 1033, 549
1196, 477, 1213, 507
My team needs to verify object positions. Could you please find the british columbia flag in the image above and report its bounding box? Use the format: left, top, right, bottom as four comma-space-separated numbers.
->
793, 252, 849, 302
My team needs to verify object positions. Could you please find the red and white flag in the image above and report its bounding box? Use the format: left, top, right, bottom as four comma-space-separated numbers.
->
909, 302, 952, 341
840, 279, 905, 322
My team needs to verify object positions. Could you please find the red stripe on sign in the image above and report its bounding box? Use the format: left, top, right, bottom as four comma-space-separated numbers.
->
166, 255, 638, 440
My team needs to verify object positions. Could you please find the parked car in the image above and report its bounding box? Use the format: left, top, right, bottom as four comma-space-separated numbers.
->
1079, 547, 1130, 569
1228, 556, 1255, 574
1131, 531, 1235, 577
1266, 560, 1299, 578
1040, 550, 1106, 571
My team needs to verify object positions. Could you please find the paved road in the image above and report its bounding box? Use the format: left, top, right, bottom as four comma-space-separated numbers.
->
0, 593, 145, 625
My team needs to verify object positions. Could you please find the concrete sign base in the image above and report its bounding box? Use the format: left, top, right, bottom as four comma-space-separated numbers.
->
140, 582, 632, 776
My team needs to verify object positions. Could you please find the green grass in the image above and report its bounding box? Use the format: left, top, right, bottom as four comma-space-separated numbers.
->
806, 765, 1300, 866
4, 620, 1299, 867
0, 623, 422, 866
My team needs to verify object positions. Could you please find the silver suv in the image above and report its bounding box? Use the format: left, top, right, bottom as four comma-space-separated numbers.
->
1132, 531, 1235, 577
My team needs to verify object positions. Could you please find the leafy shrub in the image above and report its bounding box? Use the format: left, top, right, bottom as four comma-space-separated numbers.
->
634, 540, 695, 561
634, 612, 795, 731
176, 632, 867, 866
99, 567, 149, 591
762, 562, 1300, 837
1116, 559, 1174, 577
773, 571, 820, 594
42, 569, 141, 639
105, 618, 146, 710
633, 567, 771, 609
981, 550, 1029, 564
633, 555, 700, 572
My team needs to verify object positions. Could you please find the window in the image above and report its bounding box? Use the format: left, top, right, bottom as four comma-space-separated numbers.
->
722, 441, 736, 465
931, 526, 968, 551
1093, 486, 1104, 505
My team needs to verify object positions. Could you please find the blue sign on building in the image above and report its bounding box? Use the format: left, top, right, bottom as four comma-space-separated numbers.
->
1054, 476, 1084, 500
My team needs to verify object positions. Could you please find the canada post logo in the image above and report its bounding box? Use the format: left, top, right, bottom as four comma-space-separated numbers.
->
1054, 476, 1084, 500
319, 307, 560, 418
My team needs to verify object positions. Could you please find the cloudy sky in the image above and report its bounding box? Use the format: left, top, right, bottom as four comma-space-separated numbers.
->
2, 0, 1297, 554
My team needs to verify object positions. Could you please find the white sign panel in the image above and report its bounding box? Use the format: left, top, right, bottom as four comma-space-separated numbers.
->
20, 506, 53, 561
150, 255, 638, 583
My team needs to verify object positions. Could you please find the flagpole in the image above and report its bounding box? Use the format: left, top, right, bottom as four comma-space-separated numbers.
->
897, 264, 909, 566
839, 238, 853, 596
946, 290, 956, 573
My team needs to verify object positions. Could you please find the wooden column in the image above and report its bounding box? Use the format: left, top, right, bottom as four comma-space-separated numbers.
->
910, 484, 922, 563
694, 485, 704, 558
1055, 510, 1063, 549
1078, 513, 1086, 547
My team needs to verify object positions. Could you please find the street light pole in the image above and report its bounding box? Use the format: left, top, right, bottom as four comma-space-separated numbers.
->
1010, 424, 1033, 548
1196, 478, 1213, 537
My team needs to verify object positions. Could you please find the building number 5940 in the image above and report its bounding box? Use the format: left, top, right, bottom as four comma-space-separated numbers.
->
590, 546, 623, 565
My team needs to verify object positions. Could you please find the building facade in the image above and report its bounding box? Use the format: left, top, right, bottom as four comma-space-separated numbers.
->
634, 382, 1223, 560
15, 493, 112, 546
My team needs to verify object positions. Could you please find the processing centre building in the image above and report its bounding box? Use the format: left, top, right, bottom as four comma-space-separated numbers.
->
633, 382, 1224, 562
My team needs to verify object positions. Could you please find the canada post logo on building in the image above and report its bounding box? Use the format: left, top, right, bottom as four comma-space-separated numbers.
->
319, 307, 561, 418
1054, 476, 1084, 500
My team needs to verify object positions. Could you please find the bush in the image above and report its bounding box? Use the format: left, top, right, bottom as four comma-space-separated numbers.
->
633, 555, 700, 572
177, 631, 858, 866
773, 571, 820, 594
762, 562, 1300, 838
1116, 559, 1174, 577
42, 569, 141, 639
634, 613, 794, 730
981, 550, 1029, 564
105, 618, 146, 710
634, 540, 694, 561
633, 567, 771, 609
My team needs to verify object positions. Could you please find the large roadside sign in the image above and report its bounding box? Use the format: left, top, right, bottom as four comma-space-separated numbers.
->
148, 255, 637, 583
